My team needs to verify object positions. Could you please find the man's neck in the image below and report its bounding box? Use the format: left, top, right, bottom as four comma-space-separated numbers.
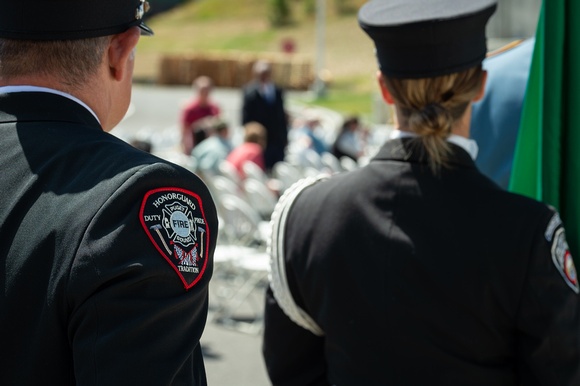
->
1, 73, 111, 130
0, 85, 101, 124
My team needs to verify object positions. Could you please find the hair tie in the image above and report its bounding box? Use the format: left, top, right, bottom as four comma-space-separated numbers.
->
441, 91, 454, 102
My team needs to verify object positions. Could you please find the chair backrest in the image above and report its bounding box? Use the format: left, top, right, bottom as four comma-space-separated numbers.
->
272, 161, 303, 192
321, 152, 343, 174
243, 178, 278, 220
217, 193, 263, 247
207, 175, 245, 201
242, 161, 268, 182
340, 156, 359, 171
301, 148, 324, 169
218, 161, 242, 184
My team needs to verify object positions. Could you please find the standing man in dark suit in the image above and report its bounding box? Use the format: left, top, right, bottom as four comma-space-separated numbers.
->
0, 1, 218, 385
242, 60, 288, 170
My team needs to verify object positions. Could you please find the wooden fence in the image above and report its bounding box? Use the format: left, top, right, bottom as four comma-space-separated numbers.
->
158, 52, 313, 90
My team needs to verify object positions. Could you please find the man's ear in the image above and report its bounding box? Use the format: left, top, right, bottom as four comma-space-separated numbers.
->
377, 71, 395, 105
473, 70, 488, 102
108, 27, 141, 82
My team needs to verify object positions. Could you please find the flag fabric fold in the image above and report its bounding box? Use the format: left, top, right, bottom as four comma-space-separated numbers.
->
509, 0, 580, 263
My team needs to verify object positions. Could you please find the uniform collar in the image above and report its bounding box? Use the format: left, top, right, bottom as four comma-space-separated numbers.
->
389, 130, 478, 160
0, 90, 102, 130
0, 85, 100, 124
372, 135, 478, 169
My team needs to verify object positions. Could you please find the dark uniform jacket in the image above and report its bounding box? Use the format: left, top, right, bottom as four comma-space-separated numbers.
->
0, 92, 218, 385
264, 138, 580, 385
241, 80, 287, 169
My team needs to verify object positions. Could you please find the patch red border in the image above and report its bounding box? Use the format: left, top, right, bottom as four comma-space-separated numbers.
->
551, 227, 579, 294
140, 187, 209, 290
565, 251, 578, 285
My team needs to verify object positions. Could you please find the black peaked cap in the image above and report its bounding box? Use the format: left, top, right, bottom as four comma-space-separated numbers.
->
0, 0, 153, 40
359, 0, 497, 79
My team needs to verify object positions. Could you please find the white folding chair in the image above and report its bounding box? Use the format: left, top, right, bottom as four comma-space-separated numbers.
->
321, 152, 344, 174
301, 148, 324, 170
216, 194, 264, 247
242, 161, 268, 182
218, 160, 242, 184
272, 161, 303, 192
207, 175, 245, 202
340, 156, 359, 171
243, 178, 278, 220
210, 246, 270, 335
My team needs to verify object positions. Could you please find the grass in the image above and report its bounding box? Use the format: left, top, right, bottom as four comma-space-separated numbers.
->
298, 89, 375, 120
164, 0, 268, 21
135, 0, 378, 117
294, 74, 378, 120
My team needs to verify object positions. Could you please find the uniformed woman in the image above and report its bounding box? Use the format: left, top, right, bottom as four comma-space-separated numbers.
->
263, 0, 580, 385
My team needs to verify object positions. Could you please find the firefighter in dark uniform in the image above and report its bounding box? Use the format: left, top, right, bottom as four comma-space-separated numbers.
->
0, 1, 217, 385
263, 0, 580, 385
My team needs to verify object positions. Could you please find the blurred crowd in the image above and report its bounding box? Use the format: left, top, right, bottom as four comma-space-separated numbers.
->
129, 60, 383, 250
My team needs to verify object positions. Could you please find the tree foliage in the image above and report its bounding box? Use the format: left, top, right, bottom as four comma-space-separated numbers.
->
269, 0, 292, 27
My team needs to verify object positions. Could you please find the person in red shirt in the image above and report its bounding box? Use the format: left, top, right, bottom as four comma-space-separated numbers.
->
226, 121, 267, 179
180, 76, 220, 155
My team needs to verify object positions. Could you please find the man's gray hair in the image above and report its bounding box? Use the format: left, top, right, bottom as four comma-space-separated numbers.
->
0, 37, 110, 89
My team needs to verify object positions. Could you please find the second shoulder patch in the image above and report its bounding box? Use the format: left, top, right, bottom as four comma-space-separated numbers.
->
551, 227, 579, 294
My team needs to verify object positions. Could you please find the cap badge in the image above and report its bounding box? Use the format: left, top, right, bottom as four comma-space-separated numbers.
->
136, 0, 151, 20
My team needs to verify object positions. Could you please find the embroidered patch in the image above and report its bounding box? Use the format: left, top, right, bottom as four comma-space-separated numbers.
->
551, 228, 579, 294
545, 212, 563, 242
140, 188, 209, 289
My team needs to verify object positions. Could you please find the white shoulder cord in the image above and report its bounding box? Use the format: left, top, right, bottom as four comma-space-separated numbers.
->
268, 175, 329, 336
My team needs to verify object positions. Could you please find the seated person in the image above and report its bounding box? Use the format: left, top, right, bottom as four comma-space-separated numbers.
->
332, 116, 365, 161
292, 110, 328, 156
225, 122, 267, 179
190, 117, 232, 176
180, 76, 220, 155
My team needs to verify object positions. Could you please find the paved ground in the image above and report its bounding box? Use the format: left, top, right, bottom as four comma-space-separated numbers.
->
203, 276, 271, 386
202, 322, 270, 386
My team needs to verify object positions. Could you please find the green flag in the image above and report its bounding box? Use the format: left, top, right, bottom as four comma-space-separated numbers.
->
509, 0, 580, 263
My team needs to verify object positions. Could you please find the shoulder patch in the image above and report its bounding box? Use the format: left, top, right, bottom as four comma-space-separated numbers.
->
545, 212, 563, 242
551, 228, 579, 294
140, 187, 210, 290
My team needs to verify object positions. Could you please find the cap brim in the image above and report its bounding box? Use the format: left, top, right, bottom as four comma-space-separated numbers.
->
139, 22, 154, 36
